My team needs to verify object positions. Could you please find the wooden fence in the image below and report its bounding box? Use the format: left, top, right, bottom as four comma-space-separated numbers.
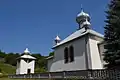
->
8, 69, 120, 80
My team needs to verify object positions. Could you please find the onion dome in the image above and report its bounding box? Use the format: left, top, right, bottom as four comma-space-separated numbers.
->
54, 35, 61, 44
76, 9, 91, 29
77, 9, 89, 18
81, 18, 91, 28
55, 35, 61, 41
24, 48, 30, 54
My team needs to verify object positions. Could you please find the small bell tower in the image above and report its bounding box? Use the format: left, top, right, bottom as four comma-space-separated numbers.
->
16, 48, 36, 74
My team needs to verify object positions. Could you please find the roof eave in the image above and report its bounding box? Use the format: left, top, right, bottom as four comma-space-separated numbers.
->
16, 56, 36, 60
46, 56, 54, 60
52, 32, 89, 49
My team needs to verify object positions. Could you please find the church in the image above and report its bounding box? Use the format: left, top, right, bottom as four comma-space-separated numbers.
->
47, 9, 105, 72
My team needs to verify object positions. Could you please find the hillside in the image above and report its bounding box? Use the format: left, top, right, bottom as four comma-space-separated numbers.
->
0, 62, 16, 74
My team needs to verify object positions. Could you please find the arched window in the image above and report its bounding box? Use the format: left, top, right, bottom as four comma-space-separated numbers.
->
64, 47, 68, 63
69, 46, 74, 62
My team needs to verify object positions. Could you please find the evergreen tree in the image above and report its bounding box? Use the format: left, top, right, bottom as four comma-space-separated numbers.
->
104, 0, 120, 68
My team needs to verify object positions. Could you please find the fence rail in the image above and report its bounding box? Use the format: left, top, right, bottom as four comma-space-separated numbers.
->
8, 69, 120, 80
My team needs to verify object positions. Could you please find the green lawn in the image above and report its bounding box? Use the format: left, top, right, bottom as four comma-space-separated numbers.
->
0, 62, 16, 74
0, 78, 49, 80
0, 78, 23, 80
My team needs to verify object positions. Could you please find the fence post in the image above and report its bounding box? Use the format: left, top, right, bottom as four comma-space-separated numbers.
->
38, 74, 40, 78
63, 71, 66, 79
88, 69, 93, 79
49, 72, 51, 79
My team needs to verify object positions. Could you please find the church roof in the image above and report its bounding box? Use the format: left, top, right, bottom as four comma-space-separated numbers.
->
46, 56, 54, 60
53, 28, 104, 48
17, 48, 36, 60
18, 54, 36, 59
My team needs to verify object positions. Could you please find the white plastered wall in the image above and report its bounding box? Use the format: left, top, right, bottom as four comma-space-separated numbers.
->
89, 37, 103, 69
49, 37, 87, 72
16, 60, 20, 74
17, 59, 35, 74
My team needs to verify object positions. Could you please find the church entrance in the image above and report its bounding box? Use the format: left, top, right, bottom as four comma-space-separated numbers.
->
27, 69, 31, 74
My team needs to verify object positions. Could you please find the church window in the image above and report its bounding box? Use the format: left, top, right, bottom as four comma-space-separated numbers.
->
64, 47, 69, 63
69, 46, 74, 62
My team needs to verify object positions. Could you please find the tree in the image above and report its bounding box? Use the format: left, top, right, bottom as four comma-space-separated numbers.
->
49, 52, 54, 56
0, 68, 1, 72
31, 53, 47, 72
31, 53, 42, 59
0, 50, 6, 58
104, 0, 120, 68
4, 53, 20, 66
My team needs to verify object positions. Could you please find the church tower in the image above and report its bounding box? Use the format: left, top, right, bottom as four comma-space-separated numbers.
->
76, 8, 91, 29
16, 48, 36, 74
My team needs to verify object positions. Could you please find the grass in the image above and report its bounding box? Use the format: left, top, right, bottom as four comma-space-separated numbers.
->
0, 62, 16, 74
0, 78, 23, 80
0, 78, 50, 80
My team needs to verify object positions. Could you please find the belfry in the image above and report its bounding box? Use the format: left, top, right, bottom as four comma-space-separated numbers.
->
16, 48, 36, 74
